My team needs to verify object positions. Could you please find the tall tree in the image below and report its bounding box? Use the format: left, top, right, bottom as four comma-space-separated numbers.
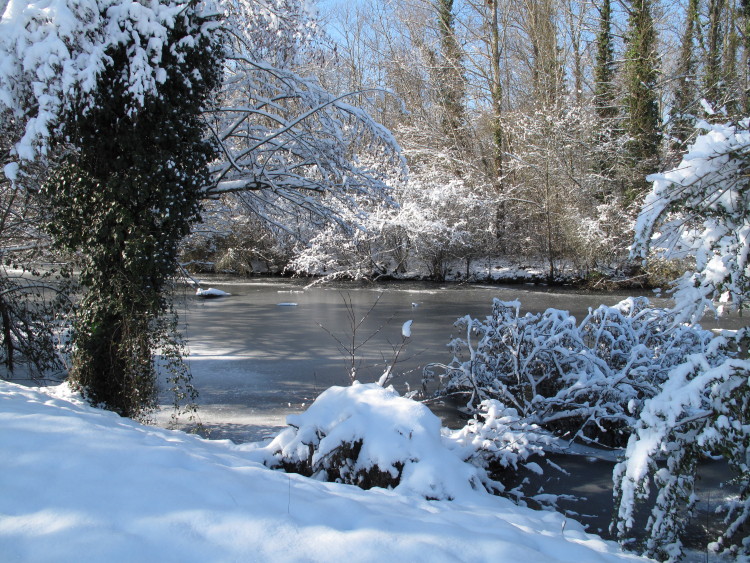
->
527, 0, 562, 108
623, 0, 661, 198
435, 0, 468, 150
704, 0, 726, 110
741, 0, 750, 111
594, 0, 617, 121
40, 5, 223, 418
669, 0, 700, 150
488, 0, 504, 188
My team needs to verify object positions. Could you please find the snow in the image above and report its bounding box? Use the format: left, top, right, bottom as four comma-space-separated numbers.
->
0, 380, 648, 562
401, 319, 412, 338
195, 287, 231, 297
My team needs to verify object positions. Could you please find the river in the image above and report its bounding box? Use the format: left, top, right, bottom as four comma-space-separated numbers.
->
157, 275, 743, 442
154, 276, 744, 549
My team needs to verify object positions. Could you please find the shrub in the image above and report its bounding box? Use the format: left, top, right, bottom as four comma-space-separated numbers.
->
425, 297, 734, 447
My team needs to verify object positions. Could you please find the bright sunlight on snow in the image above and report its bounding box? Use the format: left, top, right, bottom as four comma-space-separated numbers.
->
0, 380, 648, 563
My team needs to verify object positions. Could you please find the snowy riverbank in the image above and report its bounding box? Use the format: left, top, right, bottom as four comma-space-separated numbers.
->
0, 380, 649, 563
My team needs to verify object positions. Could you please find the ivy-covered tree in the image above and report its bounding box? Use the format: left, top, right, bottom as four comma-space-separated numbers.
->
435, 0, 468, 151
704, 0, 726, 111
623, 0, 661, 198
594, 0, 617, 122
668, 0, 700, 152
38, 4, 223, 418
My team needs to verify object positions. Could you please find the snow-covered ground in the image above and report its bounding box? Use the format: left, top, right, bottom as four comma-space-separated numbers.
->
0, 380, 649, 563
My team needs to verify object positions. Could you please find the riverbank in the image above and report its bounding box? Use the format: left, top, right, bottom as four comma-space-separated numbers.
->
182, 255, 656, 291
2, 380, 655, 563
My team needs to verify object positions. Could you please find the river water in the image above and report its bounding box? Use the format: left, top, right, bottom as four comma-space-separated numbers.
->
154, 276, 744, 548
157, 275, 743, 442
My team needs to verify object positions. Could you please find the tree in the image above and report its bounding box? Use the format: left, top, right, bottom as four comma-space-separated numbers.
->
633, 117, 750, 323
2, 0, 401, 417
38, 3, 222, 418
704, 0, 726, 110
204, 0, 402, 236
668, 0, 700, 151
435, 0, 469, 150
618, 117, 750, 559
488, 0, 504, 189
594, 0, 617, 122
623, 0, 662, 198
526, 0, 563, 108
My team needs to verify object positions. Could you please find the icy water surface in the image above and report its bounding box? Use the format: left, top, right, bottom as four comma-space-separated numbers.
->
152, 276, 743, 546
156, 276, 743, 441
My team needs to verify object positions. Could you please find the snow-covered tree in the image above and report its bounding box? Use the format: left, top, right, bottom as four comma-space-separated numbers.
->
205, 0, 402, 234
1, 0, 401, 417
633, 118, 750, 324
615, 118, 750, 559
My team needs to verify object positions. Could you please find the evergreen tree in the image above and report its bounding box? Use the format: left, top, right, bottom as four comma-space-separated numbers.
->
40, 5, 223, 418
669, 0, 700, 151
594, 0, 617, 121
623, 0, 661, 199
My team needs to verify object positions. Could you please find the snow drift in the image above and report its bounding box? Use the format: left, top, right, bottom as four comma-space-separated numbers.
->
0, 380, 647, 562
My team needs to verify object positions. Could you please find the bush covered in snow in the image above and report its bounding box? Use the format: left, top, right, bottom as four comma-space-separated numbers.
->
255, 382, 570, 506
257, 383, 490, 500
426, 297, 736, 448
445, 399, 559, 506
612, 344, 750, 561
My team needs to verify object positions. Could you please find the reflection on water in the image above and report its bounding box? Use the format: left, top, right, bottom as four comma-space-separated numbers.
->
157, 276, 745, 443
153, 276, 745, 548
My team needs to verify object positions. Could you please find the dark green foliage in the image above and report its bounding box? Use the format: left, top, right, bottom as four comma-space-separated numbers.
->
669, 0, 700, 151
594, 0, 617, 121
40, 8, 222, 418
435, 0, 468, 149
623, 0, 661, 198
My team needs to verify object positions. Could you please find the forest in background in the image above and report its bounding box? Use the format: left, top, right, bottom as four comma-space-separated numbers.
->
181, 0, 750, 285
2, 1, 750, 559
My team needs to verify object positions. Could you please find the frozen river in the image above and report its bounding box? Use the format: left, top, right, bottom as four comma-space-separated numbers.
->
156, 276, 742, 443
151, 275, 742, 545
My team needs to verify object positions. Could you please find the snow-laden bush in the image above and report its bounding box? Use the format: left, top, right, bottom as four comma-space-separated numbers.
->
258, 382, 490, 500
254, 382, 567, 506
426, 297, 734, 447
446, 399, 558, 506
612, 345, 750, 561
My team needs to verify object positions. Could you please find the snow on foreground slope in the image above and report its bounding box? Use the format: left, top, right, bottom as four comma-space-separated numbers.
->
0, 382, 647, 563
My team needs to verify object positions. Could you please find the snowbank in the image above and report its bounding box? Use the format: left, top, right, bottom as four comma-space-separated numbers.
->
0, 381, 647, 562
